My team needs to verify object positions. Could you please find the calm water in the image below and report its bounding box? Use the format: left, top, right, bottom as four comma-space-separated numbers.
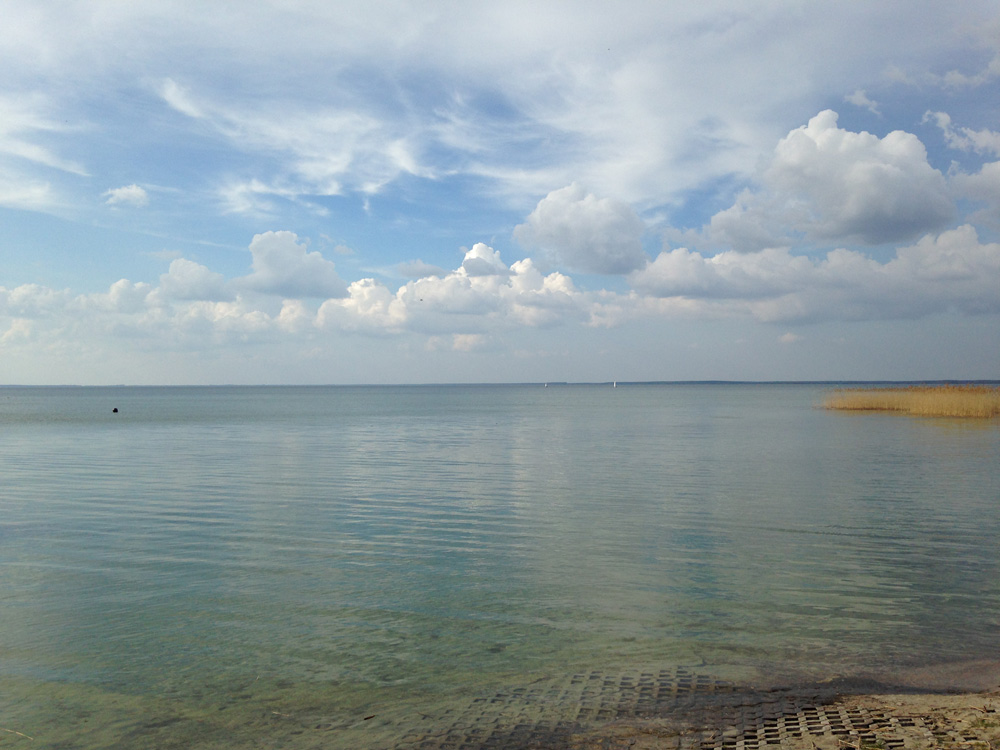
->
1, 384, 998, 748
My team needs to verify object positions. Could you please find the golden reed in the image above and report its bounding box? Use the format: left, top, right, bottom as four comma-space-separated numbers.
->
823, 384, 1000, 418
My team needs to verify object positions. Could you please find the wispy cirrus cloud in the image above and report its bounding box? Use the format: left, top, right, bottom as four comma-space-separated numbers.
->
0, 94, 88, 176
159, 77, 430, 212
103, 184, 149, 207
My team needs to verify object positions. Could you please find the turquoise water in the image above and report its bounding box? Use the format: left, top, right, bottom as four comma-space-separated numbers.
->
1, 384, 998, 748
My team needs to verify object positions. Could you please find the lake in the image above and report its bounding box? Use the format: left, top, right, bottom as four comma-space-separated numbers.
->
1, 384, 998, 748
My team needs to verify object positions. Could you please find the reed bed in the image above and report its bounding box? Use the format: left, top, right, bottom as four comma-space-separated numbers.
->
823, 384, 1000, 418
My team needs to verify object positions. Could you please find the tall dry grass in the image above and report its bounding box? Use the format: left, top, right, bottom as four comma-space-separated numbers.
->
823, 384, 1000, 418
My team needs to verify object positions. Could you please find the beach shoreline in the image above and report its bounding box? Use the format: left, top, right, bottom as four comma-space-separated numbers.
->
558, 661, 1000, 750
386, 662, 1000, 750
565, 687, 1000, 750
2, 663, 997, 749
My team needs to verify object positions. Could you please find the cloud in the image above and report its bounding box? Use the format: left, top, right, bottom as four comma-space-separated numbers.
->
924, 111, 1000, 156
158, 259, 231, 302
630, 225, 1000, 322
240, 231, 348, 299
629, 247, 813, 300
2, 4, 999, 383
5, 4, 1000, 233
514, 183, 647, 274
935, 54, 1000, 89
504, 258, 580, 327
175, 299, 273, 340
0, 173, 54, 211
951, 160, 1000, 222
460, 243, 511, 277
890, 53, 1000, 90
426, 333, 491, 352
0, 283, 71, 316
708, 111, 955, 250
159, 79, 427, 209
400, 273, 500, 318
218, 179, 298, 217
0, 94, 83, 212
2, 224, 997, 380
763, 110, 954, 245
159, 78, 205, 119
318, 243, 585, 334
317, 278, 406, 332
844, 89, 880, 116
1, 318, 32, 344
83, 279, 155, 313
920, 112, 1000, 226
276, 299, 312, 333
103, 184, 149, 207
0, 93, 87, 175
396, 259, 448, 279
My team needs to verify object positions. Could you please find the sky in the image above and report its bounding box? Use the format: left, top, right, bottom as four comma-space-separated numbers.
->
2, 1, 999, 385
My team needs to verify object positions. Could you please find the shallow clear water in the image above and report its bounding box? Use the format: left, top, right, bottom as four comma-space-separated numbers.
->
1, 384, 998, 748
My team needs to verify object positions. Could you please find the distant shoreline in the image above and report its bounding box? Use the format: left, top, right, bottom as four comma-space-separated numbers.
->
2, 380, 999, 389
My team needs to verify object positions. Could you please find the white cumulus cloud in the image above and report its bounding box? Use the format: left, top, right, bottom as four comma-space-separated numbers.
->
82, 279, 155, 313
240, 231, 348, 299
317, 278, 407, 333
951, 160, 1000, 224
460, 243, 511, 277
318, 243, 586, 335
709, 110, 955, 250
1, 318, 32, 344
514, 183, 647, 274
631, 225, 1000, 323
158, 258, 231, 302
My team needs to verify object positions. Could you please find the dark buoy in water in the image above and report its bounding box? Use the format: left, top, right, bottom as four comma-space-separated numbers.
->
112, 407, 118, 413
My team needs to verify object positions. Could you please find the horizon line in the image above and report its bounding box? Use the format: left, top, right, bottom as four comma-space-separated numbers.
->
2, 379, 998, 388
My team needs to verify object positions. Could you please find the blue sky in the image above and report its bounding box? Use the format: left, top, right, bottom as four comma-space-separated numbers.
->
2, 1, 999, 384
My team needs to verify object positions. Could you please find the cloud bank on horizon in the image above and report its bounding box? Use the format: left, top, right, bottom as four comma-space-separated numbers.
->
1, 1, 998, 383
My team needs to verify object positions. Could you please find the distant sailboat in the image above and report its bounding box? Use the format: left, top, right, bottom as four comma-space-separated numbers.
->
613, 381, 616, 388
